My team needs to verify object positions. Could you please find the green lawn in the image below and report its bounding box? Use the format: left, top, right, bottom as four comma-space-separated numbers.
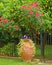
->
0, 45, 52, 65
0, 58, 52, 65
0, 58, 38, 65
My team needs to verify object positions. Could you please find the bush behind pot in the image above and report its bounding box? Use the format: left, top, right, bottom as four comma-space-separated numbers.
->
0, 42, 18, 56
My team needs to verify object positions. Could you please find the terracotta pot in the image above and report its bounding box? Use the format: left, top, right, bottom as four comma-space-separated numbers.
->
21, 42, 34, 62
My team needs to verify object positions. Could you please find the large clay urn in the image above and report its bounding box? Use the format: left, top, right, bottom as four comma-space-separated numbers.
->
19, 39, 35, 62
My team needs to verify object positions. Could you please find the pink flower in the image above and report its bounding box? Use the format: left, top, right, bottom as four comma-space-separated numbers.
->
16, 26, 19, 31
40, 13, 44, 16
3, 19, 8, 23
31, 2, 39, 7
21, 5, 27, 9
36, 12, 40, 17
28, 11, 34, 14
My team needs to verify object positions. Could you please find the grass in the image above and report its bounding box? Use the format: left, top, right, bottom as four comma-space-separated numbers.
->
0, 45, 52, 65
0, 58, 38, 65
0, 58, 52, 65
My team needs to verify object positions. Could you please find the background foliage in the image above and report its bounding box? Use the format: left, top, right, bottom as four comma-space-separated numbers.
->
0, 0, 52, 43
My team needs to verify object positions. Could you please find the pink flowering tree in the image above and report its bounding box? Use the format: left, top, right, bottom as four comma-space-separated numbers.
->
18, 2, 44, 31
18, 2, 51, 32
15, 2, 52, 45
0, 1, 51, 43
0, 16, 20, 43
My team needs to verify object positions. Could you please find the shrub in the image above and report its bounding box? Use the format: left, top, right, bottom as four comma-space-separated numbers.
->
0, 0, 52, 43
0, 16, 21, 43
0, 43, 18, 56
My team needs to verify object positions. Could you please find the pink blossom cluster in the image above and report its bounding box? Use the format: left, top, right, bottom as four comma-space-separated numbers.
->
0, 16, 19, 31
21, 2, 44, 17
